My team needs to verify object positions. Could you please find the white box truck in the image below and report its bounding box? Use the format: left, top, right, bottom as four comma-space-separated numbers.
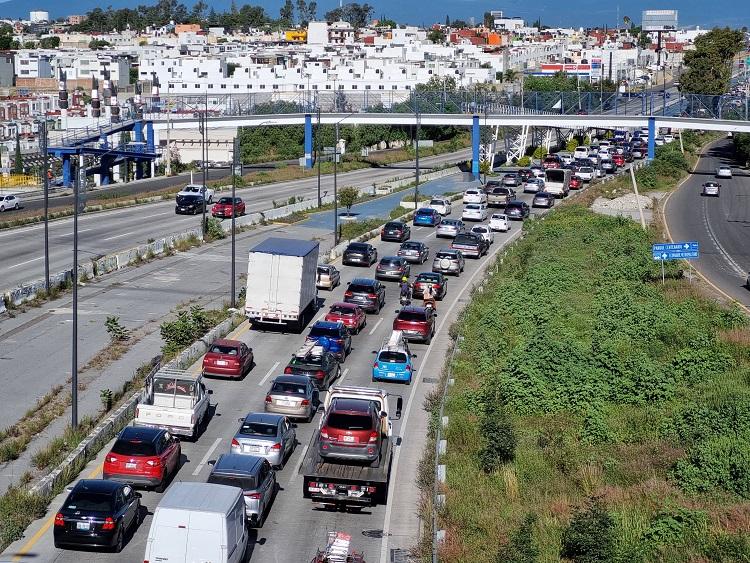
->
245, 237, 319, 332
143, 482, 248, 563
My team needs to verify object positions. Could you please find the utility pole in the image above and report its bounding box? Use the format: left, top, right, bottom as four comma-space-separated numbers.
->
316, 107, 321, 207
414, 94, 420, 209
231, 136, 238, 309
40, 120, 50, 291
72, 154, 83, 429
334, 121, 339, 245
201, 91, 208, 237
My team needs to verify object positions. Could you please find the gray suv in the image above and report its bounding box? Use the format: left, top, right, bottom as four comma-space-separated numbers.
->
432, 249, 465, 276
207, 453, 276, 527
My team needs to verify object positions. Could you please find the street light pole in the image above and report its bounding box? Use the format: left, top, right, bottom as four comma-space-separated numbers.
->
316, 107, 322, 207
40, 120, 50, 291
231, 136, 238, 309
201, 91, 208, 237
414, 94, 420, 209
334, 121, 339, 245
72, 154, 83, 429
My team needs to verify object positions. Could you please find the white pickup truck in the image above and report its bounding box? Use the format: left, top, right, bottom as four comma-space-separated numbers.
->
134, 369, 211, 440
177, 184, 215, 203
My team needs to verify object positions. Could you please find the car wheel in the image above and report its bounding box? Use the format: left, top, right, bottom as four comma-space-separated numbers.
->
425, 332, 432, 345
154, 476, 166, 493
0, 206, 4, 212
112, 528, 124, 553
135, 501, 143, 527
14, 203, 18, 210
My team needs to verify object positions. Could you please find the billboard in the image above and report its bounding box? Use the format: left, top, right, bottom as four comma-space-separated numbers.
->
641, 10, 678, 31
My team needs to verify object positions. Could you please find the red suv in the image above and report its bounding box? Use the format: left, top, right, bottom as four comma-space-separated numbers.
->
569, 175, 583, 190
542, 155, 561, 169
211, 196, 245, 218
103, 426, 181, 492
393, 306, 436, 344
318, 398, 382, 463
325, 302, 367, 334
612, 154, 625, 167
202, 338, 254, 379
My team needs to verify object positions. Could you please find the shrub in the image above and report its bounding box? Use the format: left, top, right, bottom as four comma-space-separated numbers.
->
566, 138, 579, 152
389, 206, 410, 219
517, 156, 531, 167
673, 434, 750, 496
560, 498, 616, 562
160, 305, 212, 357
105, 315, 130, 342
204, 217, 226, 241
478, 405, 516, 472
641, 506, 707, 547
495, 513, 539, 562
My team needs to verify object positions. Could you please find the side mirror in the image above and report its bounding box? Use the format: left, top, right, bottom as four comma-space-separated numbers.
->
380, 410, 388, 419
411, 353, 417, 358
207, 459, 216, 466
291, 423, 298, 428
394, 309, 400, 314
371, 350, 377, 354
134, 492, 143, 498
238, 417, 245, 422
347, 281, 351, 285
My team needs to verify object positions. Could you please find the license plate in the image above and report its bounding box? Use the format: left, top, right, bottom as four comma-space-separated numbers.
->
342, 435, 355, 443
278, 400, 292, 406
216, 360, 228, 366
245, 445, 261, 453
76, 522, 90, 531
126, 462, 136, 469
387, 372, 396, 378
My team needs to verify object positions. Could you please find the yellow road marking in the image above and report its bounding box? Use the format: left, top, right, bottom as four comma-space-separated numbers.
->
12, 462, 104, 560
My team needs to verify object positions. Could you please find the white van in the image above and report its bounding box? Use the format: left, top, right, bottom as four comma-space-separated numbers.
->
144, 482, 248, 563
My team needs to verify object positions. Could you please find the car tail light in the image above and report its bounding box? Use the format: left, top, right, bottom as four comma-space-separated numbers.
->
107, 455, 118, 463
270, 443, 282, 451
344, 291, 353, 298
434, 284, 441, 289
146, 459, 159, 467
265, 395, 272, 403
315, 370, 325, 380
380, 229, 384, 234
54, 513, 65, 527
373, 361, 378, 368
320, 429, 329, 439
244, 492, 262, 499
368, 431, 379, 443
405, 365, 412, 371
368, 293, 377, 298
284, 366, 292, 374
102, 517, 116, 531
301, 399, 310, 406
231, 438, 240, 447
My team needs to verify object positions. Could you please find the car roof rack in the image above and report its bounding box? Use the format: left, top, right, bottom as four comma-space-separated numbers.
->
294, 340, 326, 360
381, 330, 406, 352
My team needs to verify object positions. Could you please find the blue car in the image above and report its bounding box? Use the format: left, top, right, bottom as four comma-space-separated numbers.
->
305, 321, 352, 361
372, 331, 415, 384
413, 208, 442, 227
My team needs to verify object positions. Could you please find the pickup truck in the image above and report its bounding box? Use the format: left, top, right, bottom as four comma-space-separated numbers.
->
486, 186, 515, 207
177, 184, 215, 203
134, 368, 211, 440
301, 386, 402, 507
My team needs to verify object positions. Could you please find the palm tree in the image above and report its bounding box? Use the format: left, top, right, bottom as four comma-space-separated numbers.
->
503, 69, 519, 83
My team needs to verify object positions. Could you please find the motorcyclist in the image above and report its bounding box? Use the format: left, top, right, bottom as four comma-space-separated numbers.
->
399, 276, 411, 303
423, 283, 437, 310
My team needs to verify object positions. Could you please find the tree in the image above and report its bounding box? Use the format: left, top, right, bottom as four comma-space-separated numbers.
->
680, 27, 744, 94
503, 69, 519, 82
427, 29, 445, 44
324, 3, 373, 28
495, 514, 539, 563
560, 498, 615, 562
483, 11, 493, 28
338, 186, 359, 215
532, 18, 541, 28
378, 18, 397, 28
39, 36, 60, 48
13, 134, 23, 175
279, 0, 294, 25
88, 39, 111, 50
451, 19, 468, 28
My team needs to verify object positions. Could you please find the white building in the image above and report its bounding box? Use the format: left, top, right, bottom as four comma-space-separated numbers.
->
29, 11, 49, 23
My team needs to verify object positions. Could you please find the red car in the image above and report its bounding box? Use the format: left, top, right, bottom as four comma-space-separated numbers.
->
612, 154, 625, 167
569, 175, 583, 190
211, 196, 245, 218
318, 398, 383, 463
103, 426, 181, 492
393, 306, 436, 344
325, 302, 367, 334
202, 338, 254, 378
542, 155, 561, 169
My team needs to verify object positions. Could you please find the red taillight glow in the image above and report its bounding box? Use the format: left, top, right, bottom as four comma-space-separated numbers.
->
344, 291, 353, 297
107, 455, 117, 463
320, 429, 329, 439
315, 370, 325, 379
265, 395, 272, 403
368, 293, 377, 298
373, 361, 378, 368
102, 517, 116, 531
54, 513, 65, 527
244, 492, 262, 499
284, 366, 293, 374
231, 438, 240, 447
368, 431, 379, 443
301, 399, 310, 406
270, 443, 282, 451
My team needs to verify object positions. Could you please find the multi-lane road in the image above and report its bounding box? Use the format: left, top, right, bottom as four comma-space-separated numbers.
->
1, 149, 470, 289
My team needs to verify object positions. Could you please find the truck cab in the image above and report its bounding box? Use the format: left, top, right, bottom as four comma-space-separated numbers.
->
135, 368, 211, 440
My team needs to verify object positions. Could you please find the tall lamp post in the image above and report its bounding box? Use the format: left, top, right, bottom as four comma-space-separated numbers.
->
231, 136, 239, 309
40, 119, 50, 291
331, 112, 357, 245
72, 154, 83, 429
414, 94, 420, 209
201, 91, 208, 237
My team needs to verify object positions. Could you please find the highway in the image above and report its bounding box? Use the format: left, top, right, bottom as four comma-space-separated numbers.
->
0, 172, 594, 563
664, 137, 750, 308
0, 149, 470, 290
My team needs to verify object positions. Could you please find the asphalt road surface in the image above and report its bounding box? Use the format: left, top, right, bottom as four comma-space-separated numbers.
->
0, 163, 629, 563
0, 149, 470, 290
664, 137, 750, 308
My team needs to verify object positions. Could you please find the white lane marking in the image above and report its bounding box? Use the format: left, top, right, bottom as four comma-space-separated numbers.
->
59, 228, 93, 237
379, 227, 521, 563
702, 197, 746, 277
7, 255, 44, 269
424, 231, 437, 239
258, 361, 280, 387
288, 444, 309, 486
339, 367, 350, 385
103, 231, 138, 241
192, 437, 222, 476
139, 211, 172, 219
368, 317, 384, 335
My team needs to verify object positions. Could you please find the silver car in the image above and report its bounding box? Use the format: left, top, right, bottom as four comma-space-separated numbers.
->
316, 265, 340, 290
231, 413, 296, 468
264, 375, 319, 421
397, 241, 430, 264
436, 219, 465, 238
207, 454, 276, 527
432, 249, 465, 276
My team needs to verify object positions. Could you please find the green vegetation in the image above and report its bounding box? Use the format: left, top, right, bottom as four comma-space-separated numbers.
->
31, 417, 97, 470
679, 27, 745, 95
203, 217, 227, 242
733, 132, 750, 166
0, 486, 50, 550
337, 186, 360, 215
339, 217, 388, 240
160, 305, 228, 359
389, 206, 410, 219
523, 72, 618, 93
438, 201, 750, 561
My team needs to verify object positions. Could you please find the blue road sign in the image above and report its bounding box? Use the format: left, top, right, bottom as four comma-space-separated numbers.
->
652, 241, 699, 261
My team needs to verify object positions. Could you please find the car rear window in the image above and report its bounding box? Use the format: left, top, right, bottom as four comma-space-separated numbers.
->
379, 258, 401, 266
401, 242, 420, 250
208, 474, 257, 490
289, 355, 323, 368
217, 197, 233, 204
317, 266, 331, 274
309, 326, 341, 338
271, 382, 307, 395
378, 351, 408, 363
348, 283, 374, 293
398, 311, 428, 322
465, 204, 480, 210
384, 222, 403, 229
326, 413, 373, 431
239, 422, 277, 436
416, 209, 433, 215
348, 243, 369, 251
176, 195, 201, 204
492, 214, 507, 220
329, 305, 355, 315
454, 234, 479, 245
416, 274, 440, 283
208, 344, 239, 355
436, 252, 457, 259
112, 440, 157, 456
430, 199, 445, 206
65, 492, 114, 512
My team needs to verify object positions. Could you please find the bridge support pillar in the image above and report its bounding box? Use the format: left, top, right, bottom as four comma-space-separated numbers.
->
134, 120, 144, 145
99, 134, 109, 149
135, 159, 143, 180
647, 116, 656, 161
62, 155, 72, 187
472, 115, 480, 180
146, 121, 154, 152
304, 114, 313, 169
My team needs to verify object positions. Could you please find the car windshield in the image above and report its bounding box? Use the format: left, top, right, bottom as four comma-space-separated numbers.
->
217, 197, 234, 204
398, 311, 428, 322
239, 422, 277, 436
329, 305, 355, 315
348, 244, 369, 251
378, 351, 408, 363
208, 474, 257, 491
153, 377, 195, 396
112, 440, 157, 456
348, 283, 374, 293
271, 382, 307, 395
65, 492, 114, 512
430, 200, 445, 206
209, 344, 239, 355
384, 222, 403, 229
436, 252, 457, 259
326, 413, 372, 431
309, 326, 341, 338
492, 214, 507, 220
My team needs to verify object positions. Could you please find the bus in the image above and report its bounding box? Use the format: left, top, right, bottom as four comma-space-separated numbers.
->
544, 168, 571, 198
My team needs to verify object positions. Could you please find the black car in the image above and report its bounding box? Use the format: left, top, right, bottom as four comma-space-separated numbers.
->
412, 272, 448, 300
54, 479, 142, 552
532, 192, 556, 208
284, 347, 341, 389
517, 168, 533, 182
375, 256, 410, 281
344, 277, 386, 313
505, 201, 530, 220
397, 241, 430, 264
381, 221, 411, 242
175, 194, 206, 215
342, 242, 378, 266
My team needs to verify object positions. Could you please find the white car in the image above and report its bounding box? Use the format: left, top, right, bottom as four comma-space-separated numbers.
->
462, 189, 487, 205
716, 166, 732, 179
0, 193, 21, 211
701, 182, 720, 196
489, 213, 510, 232
428, 197, 452, 216
654, 137, 665, 146
557, 151, 574, 165
576, 167, 594, 182
178, 184, 215, 203
663, 134, 675, 143
470, 225, 494, 245
573, 146, 589, 160
462, 203, 489, 222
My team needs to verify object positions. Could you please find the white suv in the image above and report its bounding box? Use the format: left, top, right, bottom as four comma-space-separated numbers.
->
428, 197, 452, 216
489, 213, 510, 232
573, 146, 589, 160
462, 189, 487, 205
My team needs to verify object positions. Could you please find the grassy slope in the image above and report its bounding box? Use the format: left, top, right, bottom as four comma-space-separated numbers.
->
440, 204, 750, 562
